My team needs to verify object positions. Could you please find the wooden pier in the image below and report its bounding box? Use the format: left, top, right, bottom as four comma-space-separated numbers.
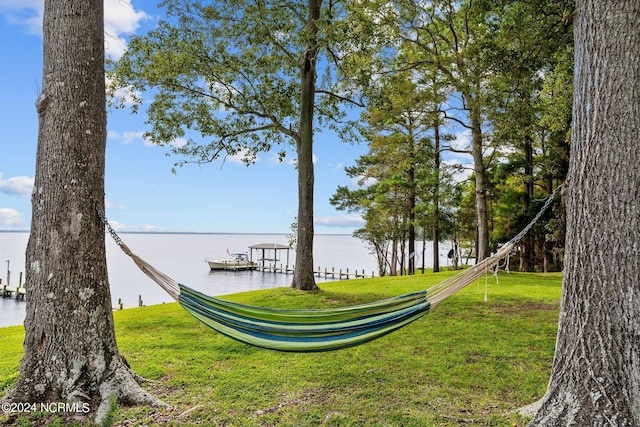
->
247, 243, 375, 279
1, 284, 26, 300
1, 266, 26, 301
253, 263, 375, 279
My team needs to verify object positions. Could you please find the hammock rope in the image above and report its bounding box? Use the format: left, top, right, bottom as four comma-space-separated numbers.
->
97, 185, 561, 352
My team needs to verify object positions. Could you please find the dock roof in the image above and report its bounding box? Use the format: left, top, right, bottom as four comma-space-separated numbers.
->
248, 243, 291, 250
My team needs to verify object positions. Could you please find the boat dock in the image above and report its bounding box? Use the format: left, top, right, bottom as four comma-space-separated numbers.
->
248, 243, 375, 279
254, 263, 375, 279
2, 262, 26, 300
1, 283, 26, 300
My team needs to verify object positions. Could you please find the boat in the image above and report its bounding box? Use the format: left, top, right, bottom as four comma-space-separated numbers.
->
206, 253, 256, 271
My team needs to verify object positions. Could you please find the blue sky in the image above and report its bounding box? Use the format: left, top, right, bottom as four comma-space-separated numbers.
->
0, 0, 472, 234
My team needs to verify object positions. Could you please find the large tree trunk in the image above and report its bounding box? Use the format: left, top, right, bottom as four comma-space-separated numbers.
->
522, 130, 535, 272
531, 1, 640, 424
291, 0, 321, 291
2, 0, 163, 423
469, 100, 490, 262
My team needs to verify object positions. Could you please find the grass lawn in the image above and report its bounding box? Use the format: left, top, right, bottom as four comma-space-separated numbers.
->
0, 271, 561, 426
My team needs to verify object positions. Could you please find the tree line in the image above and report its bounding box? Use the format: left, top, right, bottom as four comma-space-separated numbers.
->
329, 0, 573, 275
110, 0, 574, 281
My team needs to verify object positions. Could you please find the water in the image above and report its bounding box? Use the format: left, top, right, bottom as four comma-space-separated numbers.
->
0, 232, 452, 328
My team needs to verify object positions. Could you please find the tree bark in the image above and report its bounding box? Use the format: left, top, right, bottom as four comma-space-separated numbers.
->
291, 0, 321, 291
2, 1, 163, 423
432, 117, 441, 273
523, 130, 535, 272
531, 1, 640, 425
407, 164, 416, 275
469, 99, 490, 262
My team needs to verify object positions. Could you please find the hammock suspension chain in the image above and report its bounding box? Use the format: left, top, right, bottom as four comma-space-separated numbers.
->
96, 201, 181, 300
96, 202, 123, 247
507, 184, 562, 247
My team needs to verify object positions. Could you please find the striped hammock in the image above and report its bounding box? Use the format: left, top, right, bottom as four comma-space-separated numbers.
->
101, 187, 560, 352
180, 285, 430, 352
112, 240, 513, 352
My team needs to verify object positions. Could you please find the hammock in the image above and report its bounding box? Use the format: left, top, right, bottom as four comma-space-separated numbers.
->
100, 187, 560, 352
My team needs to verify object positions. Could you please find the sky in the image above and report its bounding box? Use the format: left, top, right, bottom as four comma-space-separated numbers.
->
0, 0, 472, 234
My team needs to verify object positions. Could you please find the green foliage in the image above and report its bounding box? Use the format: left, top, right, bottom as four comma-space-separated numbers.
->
333, 0, 574, 271
287, 217, 297, 249
109, 0, 574, 271
109, 0, 300, 165
332, 67, 462, 275
0, 272, 561, 426
108, 0, 365, 169
478, 0, 572, 270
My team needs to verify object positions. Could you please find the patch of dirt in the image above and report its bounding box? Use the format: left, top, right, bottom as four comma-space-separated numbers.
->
252, 386, 331, 417
489, 302, 559, 316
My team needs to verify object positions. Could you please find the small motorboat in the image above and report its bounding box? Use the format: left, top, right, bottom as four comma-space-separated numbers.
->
206, 253, 256, 271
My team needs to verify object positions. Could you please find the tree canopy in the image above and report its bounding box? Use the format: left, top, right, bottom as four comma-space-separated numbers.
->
109, 0, 574, 274
109, 0, 369, 290
330, 0, 573, 273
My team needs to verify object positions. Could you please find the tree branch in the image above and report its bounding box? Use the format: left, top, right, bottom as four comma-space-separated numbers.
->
441, 110, 471, 129
315, 89, 364, 108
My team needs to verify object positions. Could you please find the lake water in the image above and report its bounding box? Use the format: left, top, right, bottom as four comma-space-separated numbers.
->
0, 232, 452, 327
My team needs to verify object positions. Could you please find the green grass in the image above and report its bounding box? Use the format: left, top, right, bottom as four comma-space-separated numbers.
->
0, 271, 561, 426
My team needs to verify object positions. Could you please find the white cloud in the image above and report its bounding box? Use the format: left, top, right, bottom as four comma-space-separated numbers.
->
104, 0, 149, 59
105, 219, 125, 231
137, 223, 163, 232
108, 130, 188, 149
0, 208, 25, 227
0, 0, 149, 59
443, 159, 473, 183
0, 174, 34, 197
168, 137, 187, 149
108, 130, 145, 145
315, 214, 365, 228
0, 0, 43, 35
106, 74, 141, 107
350, 174, 377, 188
105, 198, 127, 210
141, 135, 186, 149
226, 148, 259, 165
108, 220, 163, 232
286, 154, 317, 167
442, 129, 473, 183
448, 129, 472, 152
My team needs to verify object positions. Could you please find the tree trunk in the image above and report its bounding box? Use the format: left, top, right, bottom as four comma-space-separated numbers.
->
421, 228, 427, 274
291, 0, 321, 291
432, 118, 441, 272
523, 131, 535, 272
407, 164, 416, 275
469, 100, 490, 262
390, 234, 398, 276
2, 1, 163, 423
543, 178, 555, 273
531, 1, 640, 424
